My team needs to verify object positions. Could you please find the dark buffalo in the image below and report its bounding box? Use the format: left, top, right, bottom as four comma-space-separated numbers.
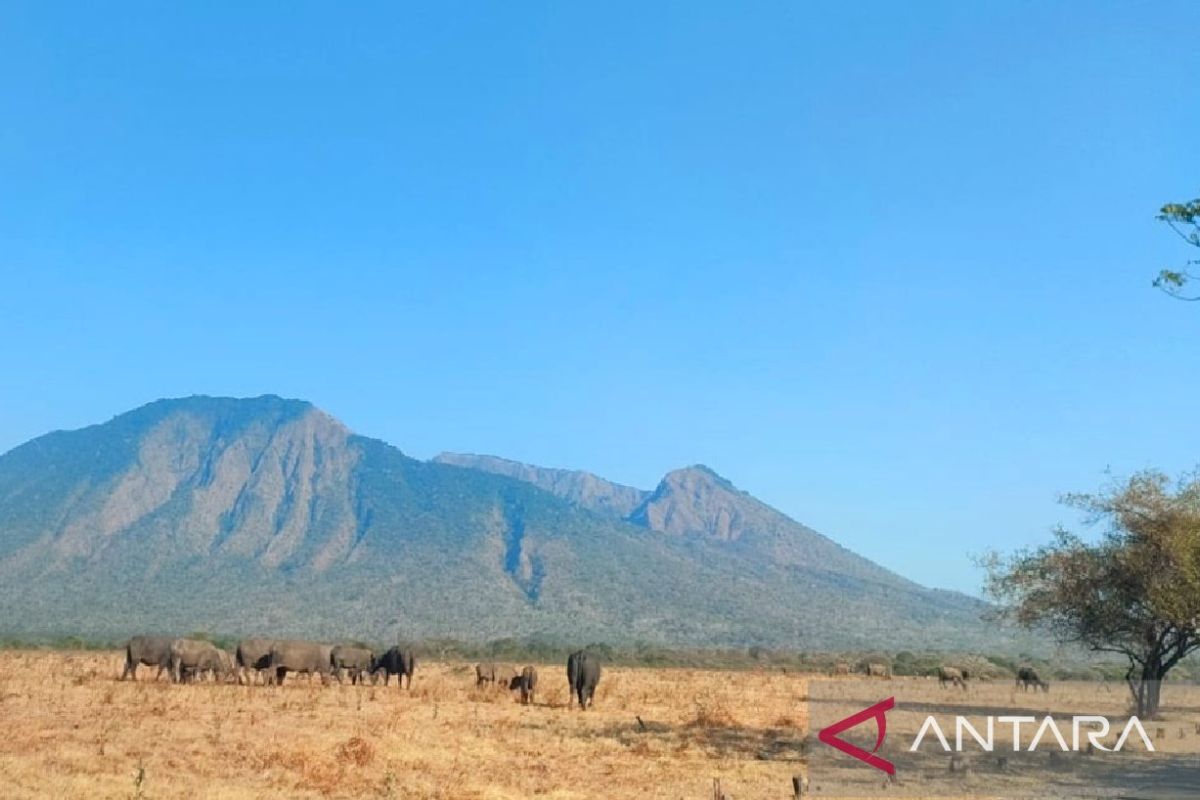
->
1016, 667, 1049, 692
572, 653, 601, 709
567, 651, 581, 703
376, 646, 416, 689
235, 638, 277, 685
937, 666, 968, 689
121, 636, 174, 681
265, 641, 333, 685
331, 645, 377, 685
865, 662, 890, 679
510, 666, 538, 705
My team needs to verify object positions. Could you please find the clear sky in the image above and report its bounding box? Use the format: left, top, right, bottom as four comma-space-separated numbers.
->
2, 2, 1197, 595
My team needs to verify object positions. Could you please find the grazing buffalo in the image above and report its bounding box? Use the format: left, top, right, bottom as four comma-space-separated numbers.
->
832, 662, 851, 676
475, 662, 515, 687
265, 641, 333, 685
331, 646, 376, 685
572, 653, 601, 709
206, 648, 237, 682
1016, 667, 1049, 692
121, 636, 174, 681
496, 665, 518, 687
375, 647, 416, 689
937, 666, 968, 689
475, 662, 495, 686
865, 662, 890, 679
235, 639, 276, 685
170, 639, 235, 684
510, 666, 538, 705
567, 651, 581, 700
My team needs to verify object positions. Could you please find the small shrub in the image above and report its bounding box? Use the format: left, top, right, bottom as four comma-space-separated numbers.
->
337, 735, 375, 767
687, 692, 738, 728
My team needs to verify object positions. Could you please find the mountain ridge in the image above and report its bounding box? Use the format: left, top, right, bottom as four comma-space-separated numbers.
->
433, 452, 649, 519
0, 395, 1002, 650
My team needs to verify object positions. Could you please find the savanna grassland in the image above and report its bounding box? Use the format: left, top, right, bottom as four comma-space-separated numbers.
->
3, 650, 1198, 799
0, 651, 809, 799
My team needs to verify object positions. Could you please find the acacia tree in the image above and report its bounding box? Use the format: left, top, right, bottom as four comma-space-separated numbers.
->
1153, 197, 1200, 300
984, 470, 1200, 718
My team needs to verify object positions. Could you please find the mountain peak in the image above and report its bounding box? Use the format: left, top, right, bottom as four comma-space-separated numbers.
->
629, 465, 751, 542
87, 394, 323, 440
127, 393, 315, 419
660, 464, 737, 490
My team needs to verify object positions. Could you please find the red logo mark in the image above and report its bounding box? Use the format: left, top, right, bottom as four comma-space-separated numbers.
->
817, 696, 896, 775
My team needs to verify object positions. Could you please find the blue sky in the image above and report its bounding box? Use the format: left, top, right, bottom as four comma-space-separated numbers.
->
1, 2, 1197, 595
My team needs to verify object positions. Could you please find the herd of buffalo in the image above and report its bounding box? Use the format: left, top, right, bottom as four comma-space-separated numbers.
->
934, 665, 1050, 692
830, 660, 1050, 692
123, 636, 1050, 709
120, 636, 605, 709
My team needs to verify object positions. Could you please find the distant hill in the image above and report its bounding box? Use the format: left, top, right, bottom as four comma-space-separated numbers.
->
0, 395, 1006, 650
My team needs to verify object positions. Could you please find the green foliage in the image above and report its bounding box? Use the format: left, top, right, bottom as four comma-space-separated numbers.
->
984, 469, 1200, 716
1153, 197, 1200, 300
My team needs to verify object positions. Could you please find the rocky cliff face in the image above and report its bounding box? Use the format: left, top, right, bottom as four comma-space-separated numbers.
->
629, 465, 747, 541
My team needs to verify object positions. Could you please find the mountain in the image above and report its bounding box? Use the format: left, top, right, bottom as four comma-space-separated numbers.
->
0, 395, 1001, 650
436, 456, 906, 587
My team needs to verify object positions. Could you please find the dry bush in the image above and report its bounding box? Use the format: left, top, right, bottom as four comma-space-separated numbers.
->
336, 736, 376, 767
686, 690, 739, 728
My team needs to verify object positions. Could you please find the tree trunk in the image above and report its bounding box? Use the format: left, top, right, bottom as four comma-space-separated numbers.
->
1127, 659, 1165, 718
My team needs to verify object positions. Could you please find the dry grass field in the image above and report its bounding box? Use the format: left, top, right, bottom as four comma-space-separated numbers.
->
0, 650, 809, 800
2, 650, 1198, 799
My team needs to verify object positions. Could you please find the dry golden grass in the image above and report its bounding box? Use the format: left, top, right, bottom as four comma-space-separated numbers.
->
3, 651, 1196, 799
0, 651, 809, 799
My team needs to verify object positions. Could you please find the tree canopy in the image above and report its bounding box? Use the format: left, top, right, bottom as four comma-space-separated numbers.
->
1154, 197, 1200, 300
984, 470, 1200, 717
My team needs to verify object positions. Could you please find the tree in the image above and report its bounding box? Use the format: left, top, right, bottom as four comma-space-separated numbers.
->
1153, 197, 1200, 300
983, 470, 1200, 718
